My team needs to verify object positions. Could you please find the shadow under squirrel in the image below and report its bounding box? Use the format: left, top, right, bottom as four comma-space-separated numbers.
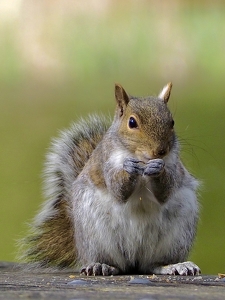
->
19, 83, 200, 276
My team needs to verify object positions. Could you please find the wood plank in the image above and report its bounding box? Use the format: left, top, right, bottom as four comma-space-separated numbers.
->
0, 262, 224, 300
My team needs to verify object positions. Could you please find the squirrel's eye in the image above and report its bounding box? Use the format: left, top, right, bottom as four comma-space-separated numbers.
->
171, 120, 175, 128
128, 117, 138, 129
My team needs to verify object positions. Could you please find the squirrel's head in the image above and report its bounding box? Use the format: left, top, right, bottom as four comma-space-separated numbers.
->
114, 83, 176, 161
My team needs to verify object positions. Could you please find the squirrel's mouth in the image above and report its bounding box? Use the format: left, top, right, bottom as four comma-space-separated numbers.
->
134, 151, 149, 163
136, 151, 168, 163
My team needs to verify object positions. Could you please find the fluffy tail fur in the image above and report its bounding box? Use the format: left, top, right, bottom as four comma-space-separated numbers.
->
19, 115, 110, 268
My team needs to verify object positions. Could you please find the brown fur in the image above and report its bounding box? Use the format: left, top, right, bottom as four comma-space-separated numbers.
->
24, 199, 76, 268
89, 166, 106, 188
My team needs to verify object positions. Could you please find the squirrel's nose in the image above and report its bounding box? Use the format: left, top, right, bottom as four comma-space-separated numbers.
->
158, 149, 166, 156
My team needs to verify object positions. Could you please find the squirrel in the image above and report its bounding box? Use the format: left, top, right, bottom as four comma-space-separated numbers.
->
19, 83, 201, 276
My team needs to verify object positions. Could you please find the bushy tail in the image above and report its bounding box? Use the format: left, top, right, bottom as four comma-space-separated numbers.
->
19, 115, 110, 269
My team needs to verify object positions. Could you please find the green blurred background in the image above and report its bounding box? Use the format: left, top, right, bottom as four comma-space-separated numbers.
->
0, 0, 225, 274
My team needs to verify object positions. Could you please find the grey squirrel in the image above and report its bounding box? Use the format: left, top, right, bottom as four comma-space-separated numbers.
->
20, 83, 200, 276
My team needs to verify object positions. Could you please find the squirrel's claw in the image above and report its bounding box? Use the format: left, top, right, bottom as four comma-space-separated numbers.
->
123, 158, 145, 175
81, 262, 120, 276
153, 261, 201, 276
143, 159, 165, 177
123, 158, 165, 177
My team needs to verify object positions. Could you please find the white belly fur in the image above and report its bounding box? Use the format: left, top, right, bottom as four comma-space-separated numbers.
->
74, 150, 198, 272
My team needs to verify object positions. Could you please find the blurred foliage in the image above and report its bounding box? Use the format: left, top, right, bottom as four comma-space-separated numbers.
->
0, 0, 225, 274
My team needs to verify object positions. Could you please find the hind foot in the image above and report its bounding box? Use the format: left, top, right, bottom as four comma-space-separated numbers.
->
153, 261, 201, 276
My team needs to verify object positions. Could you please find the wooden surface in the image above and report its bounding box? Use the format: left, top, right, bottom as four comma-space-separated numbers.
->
0, 262, 224, 300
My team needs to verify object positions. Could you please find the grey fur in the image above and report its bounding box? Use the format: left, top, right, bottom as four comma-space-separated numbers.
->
19, 86, 200, 276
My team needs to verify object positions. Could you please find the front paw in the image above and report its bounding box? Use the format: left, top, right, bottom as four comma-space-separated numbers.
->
80, 262, 120, 276
123, 158, 145, 175
143, 159, 165, 177
153, 261, 201, 276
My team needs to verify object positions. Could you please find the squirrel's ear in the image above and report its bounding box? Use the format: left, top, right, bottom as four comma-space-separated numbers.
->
158, 82, 172, 103
115, 84, 130, 117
